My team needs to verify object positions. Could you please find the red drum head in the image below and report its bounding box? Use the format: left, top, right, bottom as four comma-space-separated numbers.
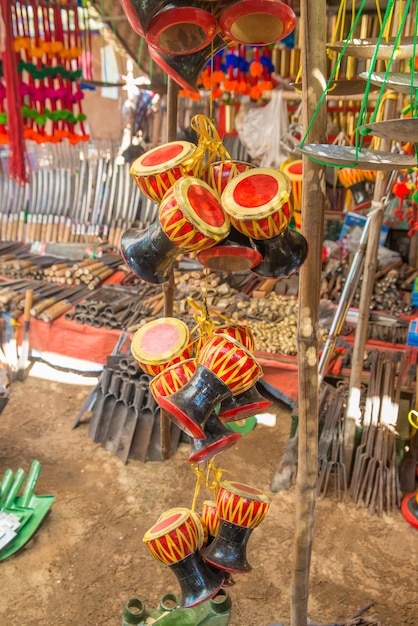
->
157, 507, 205, 549
221, 168, 291, 240
146, 7, 217, 55
216, 480, 271, 528
159, 176, 231, 251
130, 141, 200, 203
131, 317, 192, 376
219, 0, 296, 46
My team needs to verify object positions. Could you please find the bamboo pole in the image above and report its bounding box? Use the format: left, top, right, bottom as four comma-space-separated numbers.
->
160, 77, 179, 461
292, 1, 327, 625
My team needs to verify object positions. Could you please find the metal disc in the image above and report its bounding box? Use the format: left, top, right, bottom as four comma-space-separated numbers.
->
357, 118, 418, 142
290, 78, 377, 96
327, 37, 416, 60
359, 71, 418, 94
299, 143, 418, 171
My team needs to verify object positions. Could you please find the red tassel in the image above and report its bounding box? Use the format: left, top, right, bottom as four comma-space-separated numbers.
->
0, 0, 29, 184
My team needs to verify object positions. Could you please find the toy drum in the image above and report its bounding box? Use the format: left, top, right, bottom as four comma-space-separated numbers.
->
218, 0, 296, 46
337, 167, 372, 210
281, 159, 303, 230
143, 507, 225, 607
146, 7, 217, 56
130, 141, 202, 204
131, 317, 193, 376
221, 168, 291, 240
214, 324, 255, 353
187, 410, 241, 465
201, 500, 220, 541
204, 160, 255, 196
150, 359, 197, 402
157, 507, 205, 550
198, 333, 262, 397
201, 480, 271, 573
159, 176, 231, 252
216, 481, 271, 529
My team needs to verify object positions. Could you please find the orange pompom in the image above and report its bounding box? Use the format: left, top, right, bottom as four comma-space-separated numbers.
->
212, 87, 223, 99
212, 70, 226, 83
250, 84, 262, 100
223, 79, 238, 92
249, 61, 263, 78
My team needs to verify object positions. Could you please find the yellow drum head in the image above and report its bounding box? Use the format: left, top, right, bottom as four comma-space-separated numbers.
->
130, 141, 197, 175
222, 168, 291, 220
166, 176, 231, 241
131, 317, 190, 367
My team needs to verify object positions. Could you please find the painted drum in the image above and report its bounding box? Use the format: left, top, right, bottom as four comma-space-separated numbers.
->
197, 333, 262, 397
214, 324, 255, 353
201, 500, 220, 540
281, 159, 303, 230
204, 160, 255, 196
218, 0, 296, 46
216, 480, 271, 529
159, 176, 231, 251
145, 7, 217, 56
157, 507, 205, 550
143, 508, 202, 566
130, 141, 201, 203
131, 317, 193, 376
221, 167, 291, 240
150, 359, 197, 402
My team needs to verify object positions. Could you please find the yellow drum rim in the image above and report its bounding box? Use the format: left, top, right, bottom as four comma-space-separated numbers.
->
163, 176, 231, 241
220, 480, 271, 504
130, 140, 197, 176
281, 159, 303, 181
221, 167, 291, 220
131, 317, 190, 365
143, 508, 192, 543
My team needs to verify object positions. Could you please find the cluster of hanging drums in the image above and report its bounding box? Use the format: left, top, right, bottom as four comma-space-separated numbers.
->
120, 137, 309, 284
120, 0, 297, 92
130, 315, 273, 606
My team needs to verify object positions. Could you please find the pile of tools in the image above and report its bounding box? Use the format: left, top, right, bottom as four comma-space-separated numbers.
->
0, 155, 155, 247
0, 460, 54, 560
321, 254, 416, 317
79, 352, 182, 464
313, 349, 406, 516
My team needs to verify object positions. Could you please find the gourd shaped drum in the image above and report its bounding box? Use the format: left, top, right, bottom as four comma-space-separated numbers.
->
130, 141, 202, 203
143, 508, 225, 607
201, 480, 271, 573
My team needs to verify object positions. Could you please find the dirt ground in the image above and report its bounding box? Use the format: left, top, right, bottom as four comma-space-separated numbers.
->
0, 371, 417, 626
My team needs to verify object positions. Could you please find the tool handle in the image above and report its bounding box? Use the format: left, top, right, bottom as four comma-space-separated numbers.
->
0, 469, 14, 508
4, 468, 26, 509
21, 460, 41, 508
23, 289, 34, 324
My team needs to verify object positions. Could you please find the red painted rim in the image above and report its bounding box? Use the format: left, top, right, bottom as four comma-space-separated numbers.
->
187, 432, 241, 464
219, 0, 296, 45
401, 493, 418, 529
220, 399, 272, 422
157, 394, 205, 439
197, 244, 263, 272
146, 7, 217, 56
148, 44, 198, 94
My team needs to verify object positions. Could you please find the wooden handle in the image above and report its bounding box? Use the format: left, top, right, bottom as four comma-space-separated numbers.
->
23, 289, 34, 323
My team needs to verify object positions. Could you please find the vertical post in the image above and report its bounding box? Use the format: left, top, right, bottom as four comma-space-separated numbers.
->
292, 1, 327, 625
160, 77, 179, 460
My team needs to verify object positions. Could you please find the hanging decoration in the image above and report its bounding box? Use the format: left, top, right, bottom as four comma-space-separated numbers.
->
299, 0, 418, 171
0, 0, 92, 152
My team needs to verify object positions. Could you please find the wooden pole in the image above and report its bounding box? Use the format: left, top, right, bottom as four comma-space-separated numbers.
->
160, 76, 179, 460
292, 1, 327, 624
